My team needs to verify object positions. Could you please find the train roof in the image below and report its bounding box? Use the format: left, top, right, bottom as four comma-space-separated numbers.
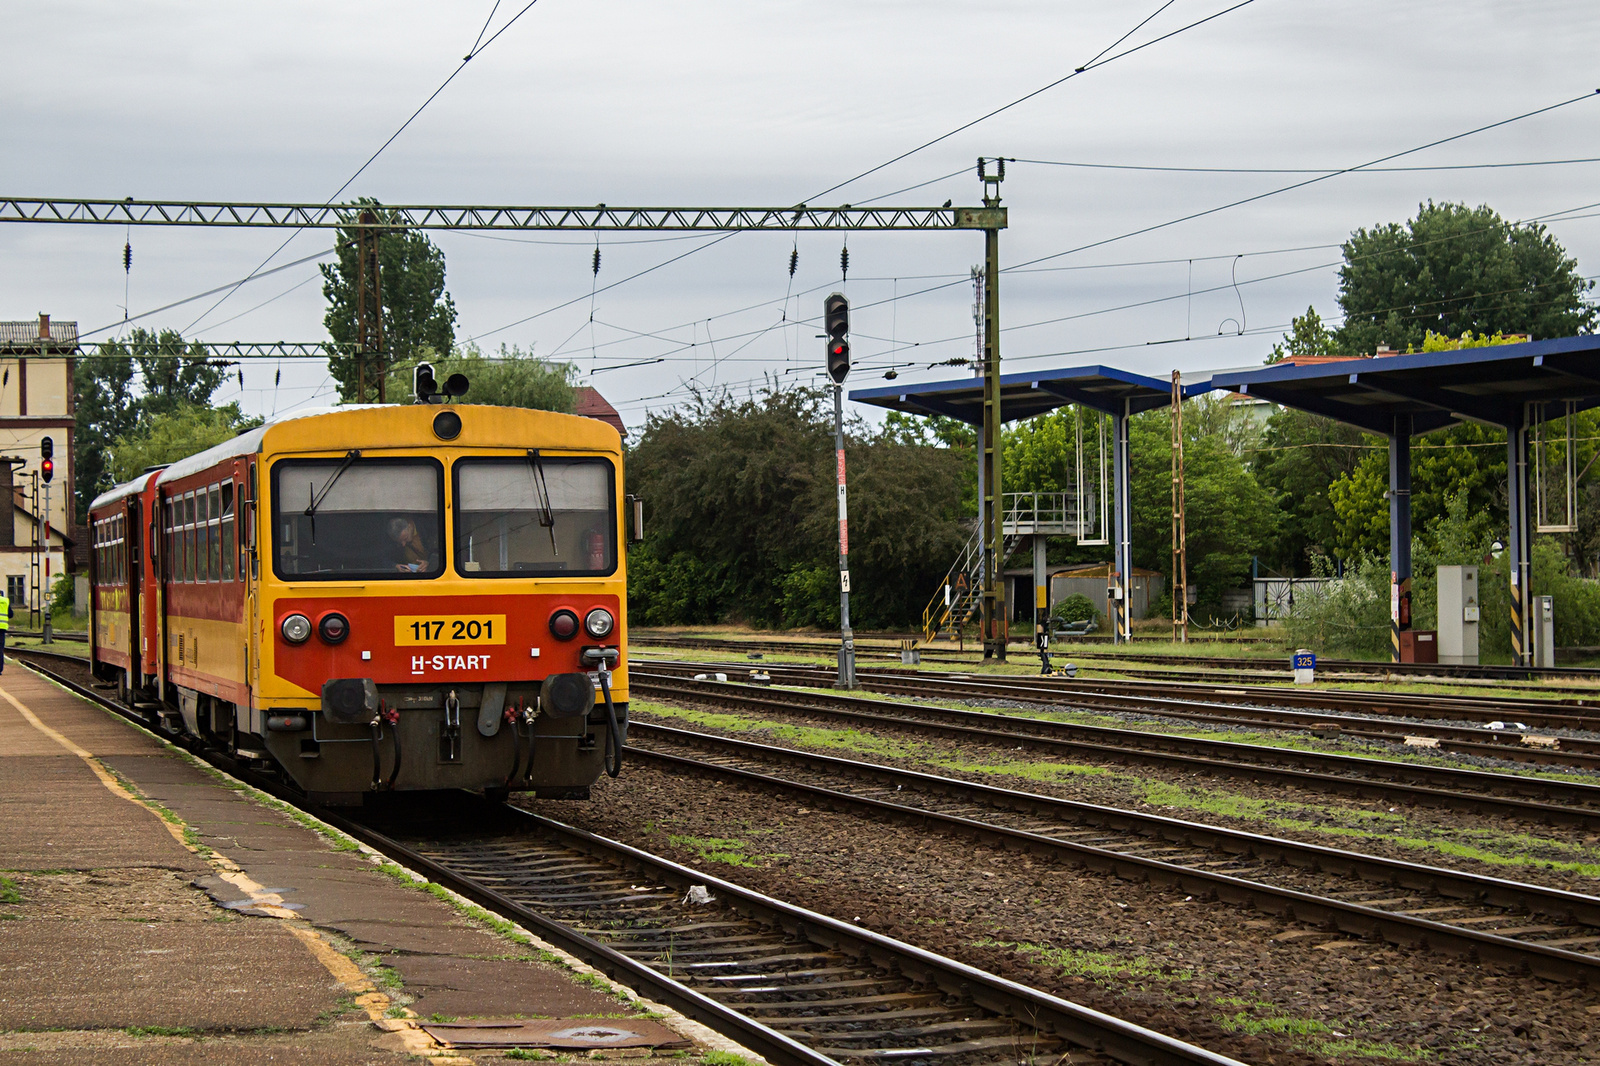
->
88, 468, 163, 513
89, 403, 619, 511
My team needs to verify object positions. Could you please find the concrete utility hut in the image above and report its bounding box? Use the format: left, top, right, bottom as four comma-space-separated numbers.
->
851, 366, 1211, 648
1212, 335, 1600, 667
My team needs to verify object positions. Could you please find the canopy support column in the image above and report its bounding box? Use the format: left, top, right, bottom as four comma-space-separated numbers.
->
1507, 406, 1533, 667
1389, 414, 1413, 663
1111, 400, 1132, 644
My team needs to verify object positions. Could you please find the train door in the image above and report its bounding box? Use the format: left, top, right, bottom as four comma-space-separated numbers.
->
125, 498, 143, 685
242, 463, 258, 716
154, 491, 170, 703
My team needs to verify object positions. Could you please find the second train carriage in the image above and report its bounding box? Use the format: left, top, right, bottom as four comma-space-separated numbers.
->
88, 402, 633, 802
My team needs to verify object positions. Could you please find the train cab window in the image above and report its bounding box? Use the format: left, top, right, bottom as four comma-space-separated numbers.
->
220, 484, 235, 582
453, 457, 616, 577
271, 457, 443, 580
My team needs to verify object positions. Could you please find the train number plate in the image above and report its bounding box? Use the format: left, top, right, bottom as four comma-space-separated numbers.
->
394, 615, 507, 646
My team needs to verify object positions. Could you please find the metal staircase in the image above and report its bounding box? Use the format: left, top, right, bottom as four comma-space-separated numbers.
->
920, 492, 1074, 645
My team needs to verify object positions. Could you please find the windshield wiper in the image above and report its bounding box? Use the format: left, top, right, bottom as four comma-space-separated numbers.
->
526, 449, 558, 555
305, 449, 361, 541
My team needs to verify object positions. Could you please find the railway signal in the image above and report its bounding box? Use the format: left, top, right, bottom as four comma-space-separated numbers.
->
39, 436, 53, 483
414, 362, 470, 405
824, 293, 850, 384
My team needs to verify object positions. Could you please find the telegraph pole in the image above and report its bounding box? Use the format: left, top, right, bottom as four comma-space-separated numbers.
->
825, 293, 856, 688
354, 209, 386, 403
978, 159, 1007, 661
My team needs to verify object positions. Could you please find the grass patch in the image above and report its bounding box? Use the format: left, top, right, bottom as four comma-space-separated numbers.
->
701, 1052, 758, 1066
122, 1025, 197, 1038
666, 834, 769, 868
633, 701, 918, 761
0, 876, 20, 905
976, 939, 1190, 983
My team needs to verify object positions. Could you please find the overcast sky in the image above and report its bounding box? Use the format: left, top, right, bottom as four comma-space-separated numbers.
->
3, 0, 1597, 431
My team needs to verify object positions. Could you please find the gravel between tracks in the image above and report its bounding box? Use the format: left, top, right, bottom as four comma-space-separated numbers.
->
548, 758, 1600, 1066
632, 694, 1600, 897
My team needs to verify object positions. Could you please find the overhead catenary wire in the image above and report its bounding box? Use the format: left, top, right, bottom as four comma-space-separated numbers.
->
803, 0, 1255, 203
1012, 154, 1600, 174
1004, 89, 1600, 273
181, 0, 548, 334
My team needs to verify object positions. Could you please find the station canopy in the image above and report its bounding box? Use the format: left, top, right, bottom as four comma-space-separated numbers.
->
1207, 335, 1600, 434
849, 365, 1209, 425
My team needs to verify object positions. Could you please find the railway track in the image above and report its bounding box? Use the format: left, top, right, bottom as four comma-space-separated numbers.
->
629, 671, 1600, 828
630, 633, 1600, 685
9, 647, 1244, 1066
637, 659, 1600, 770
626, 719, 1600, 985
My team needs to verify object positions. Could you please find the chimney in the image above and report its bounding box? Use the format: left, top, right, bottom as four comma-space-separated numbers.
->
37, 314, 49, 341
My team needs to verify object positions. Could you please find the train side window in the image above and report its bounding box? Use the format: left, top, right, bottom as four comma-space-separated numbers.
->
220, 484, 235, 582
163, 500, 174, 582
207, 485, 220, 581
182, 493, 195, 583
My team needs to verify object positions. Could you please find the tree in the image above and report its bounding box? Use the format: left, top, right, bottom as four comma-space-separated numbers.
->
1250, 409, 1377, 570
322, 199, 458, 403
625, 384, 968, 629
1335, 201, 1596, 354
383, 345, 576, 412
1267, 305, 1338, 363
109, 403, 262, 484
73, 355, 137, 521
1129, 411, 1279, 606
73, 328, 228, 520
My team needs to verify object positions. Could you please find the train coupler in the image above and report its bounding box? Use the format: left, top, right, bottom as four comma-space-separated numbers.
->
440, 690, 462, 762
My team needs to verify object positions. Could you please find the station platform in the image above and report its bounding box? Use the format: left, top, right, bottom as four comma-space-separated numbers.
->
0, 664, 711, 1064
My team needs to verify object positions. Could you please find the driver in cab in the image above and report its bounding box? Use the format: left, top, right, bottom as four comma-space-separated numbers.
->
388, 517, 429, 572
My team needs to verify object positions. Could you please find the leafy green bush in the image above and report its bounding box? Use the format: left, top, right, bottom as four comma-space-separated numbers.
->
1051, 593, 1099, 625
1281, 554, 1390, 657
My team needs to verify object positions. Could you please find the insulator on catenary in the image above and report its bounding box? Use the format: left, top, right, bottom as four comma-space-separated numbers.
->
123, 242, 132, 273
840, 245, 849, 281
237, 370, 245, 391
592, 247, 601, 276
788, 248, 798, 278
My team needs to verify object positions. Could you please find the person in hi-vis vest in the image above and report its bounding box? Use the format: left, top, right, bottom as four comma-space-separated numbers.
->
0, 587, 11, 674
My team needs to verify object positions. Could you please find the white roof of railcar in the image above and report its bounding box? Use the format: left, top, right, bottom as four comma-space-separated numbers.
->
88, 406, 384, 511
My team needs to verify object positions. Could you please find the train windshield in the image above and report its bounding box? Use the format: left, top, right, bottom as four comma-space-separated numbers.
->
271, 457, 444, 579
454, 457, 615, 577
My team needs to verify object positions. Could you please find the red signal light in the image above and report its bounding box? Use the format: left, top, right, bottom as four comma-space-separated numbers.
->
40, 458, 53, 483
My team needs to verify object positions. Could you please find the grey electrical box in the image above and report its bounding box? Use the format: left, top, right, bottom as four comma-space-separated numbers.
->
1536, 594, 1555, 669
1436, 565, 1479, 666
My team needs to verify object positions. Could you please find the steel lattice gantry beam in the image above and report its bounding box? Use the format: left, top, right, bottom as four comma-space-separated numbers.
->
10, 188, 1011, 657
71, 342, 334, 359
0, 197, 1005, 232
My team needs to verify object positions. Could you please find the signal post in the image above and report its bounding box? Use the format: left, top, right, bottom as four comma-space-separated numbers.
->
825, 293, 856, 689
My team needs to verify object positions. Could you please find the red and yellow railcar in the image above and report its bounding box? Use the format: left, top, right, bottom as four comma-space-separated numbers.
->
89, 403, 632, 803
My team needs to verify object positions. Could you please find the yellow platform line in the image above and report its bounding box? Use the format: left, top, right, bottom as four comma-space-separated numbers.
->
0, 680, 472, 1064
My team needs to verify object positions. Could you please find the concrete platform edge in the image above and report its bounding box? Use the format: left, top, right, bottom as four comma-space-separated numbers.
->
19, 662, 772, 1066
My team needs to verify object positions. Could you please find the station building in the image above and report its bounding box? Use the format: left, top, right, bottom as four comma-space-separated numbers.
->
0, 314, 77, 612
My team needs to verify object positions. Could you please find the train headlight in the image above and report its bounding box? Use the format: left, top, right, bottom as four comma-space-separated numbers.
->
549, 609, 579, 641
584, 607, 615, 639
281, 613, 312, 644
318, 612, 349, 645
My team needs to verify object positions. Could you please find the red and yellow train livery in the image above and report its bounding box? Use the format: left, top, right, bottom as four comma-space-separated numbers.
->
89, 402, 632, 803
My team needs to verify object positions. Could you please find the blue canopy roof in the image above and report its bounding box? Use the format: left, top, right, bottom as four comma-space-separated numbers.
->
849, 365, 1208, 426
1209, 335, 1600, 435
